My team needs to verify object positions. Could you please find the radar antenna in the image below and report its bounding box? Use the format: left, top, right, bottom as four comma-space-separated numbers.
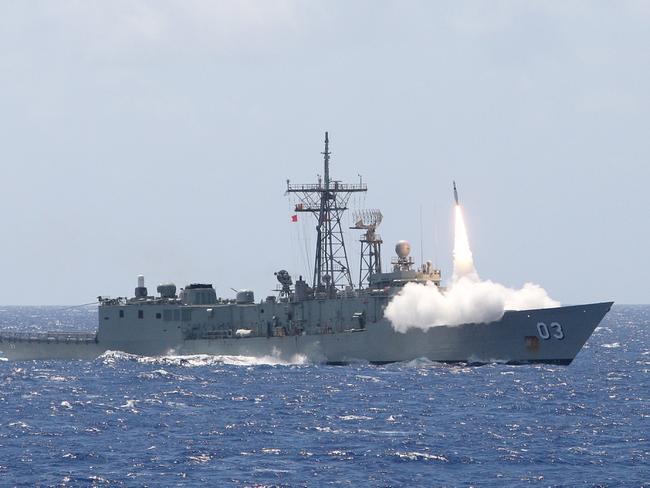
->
286, 132, 367, 296
351, 209, 383, 289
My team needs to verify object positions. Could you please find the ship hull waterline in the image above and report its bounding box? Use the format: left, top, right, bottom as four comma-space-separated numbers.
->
0, 302, 612, 365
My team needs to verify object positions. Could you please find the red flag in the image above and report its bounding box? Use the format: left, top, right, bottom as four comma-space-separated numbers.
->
291, 215, 298, 222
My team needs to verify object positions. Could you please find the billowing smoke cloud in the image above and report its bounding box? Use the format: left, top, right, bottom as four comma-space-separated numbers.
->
386, 277, 559, 332
385, 204, 560, 332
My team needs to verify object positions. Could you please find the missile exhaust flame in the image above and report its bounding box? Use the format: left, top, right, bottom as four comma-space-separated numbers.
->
452, 203, 477, 282
452, 182, 478, 281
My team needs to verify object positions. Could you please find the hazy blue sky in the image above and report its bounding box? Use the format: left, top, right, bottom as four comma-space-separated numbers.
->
0, 1, 648, 305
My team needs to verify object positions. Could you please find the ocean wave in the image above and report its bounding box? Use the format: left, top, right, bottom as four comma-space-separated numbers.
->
338, 415, 373, 421
0, 305, 646, 487
392, 357, 474, 373
394, 451, 449, 462
96, 350, 310, 367
396, 357, 440, 368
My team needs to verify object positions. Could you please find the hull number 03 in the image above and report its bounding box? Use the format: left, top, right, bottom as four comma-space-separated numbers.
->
536, 322, 565, 340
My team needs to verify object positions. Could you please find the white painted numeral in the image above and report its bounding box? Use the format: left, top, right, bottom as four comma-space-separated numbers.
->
550, 322, 564, 340
536, 322, 550, 339
537, 321, 564, 340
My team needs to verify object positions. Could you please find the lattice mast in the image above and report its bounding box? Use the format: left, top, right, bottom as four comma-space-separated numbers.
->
286, 132, 367, 295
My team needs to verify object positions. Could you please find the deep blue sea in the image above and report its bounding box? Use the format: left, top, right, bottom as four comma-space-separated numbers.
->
0, 305, 648, 487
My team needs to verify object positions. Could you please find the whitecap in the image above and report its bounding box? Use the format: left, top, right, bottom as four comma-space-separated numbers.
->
120, 399, 137, 409
261, 448, 281, 454
338, 415, 372, 421
394, 451, 448, 462
97, 350, 310, 367
355, 374, 380, 382
328, 450, 353, 457
49, 376, 69, 382
314, 426, 344, 434
397, 357, 439, 368
188, 453, 211, 464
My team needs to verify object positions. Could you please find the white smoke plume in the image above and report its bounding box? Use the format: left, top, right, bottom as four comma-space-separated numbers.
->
385, 204, 560, 332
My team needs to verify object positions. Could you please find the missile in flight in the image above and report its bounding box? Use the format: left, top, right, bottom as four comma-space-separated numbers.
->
453, 181, 459, 205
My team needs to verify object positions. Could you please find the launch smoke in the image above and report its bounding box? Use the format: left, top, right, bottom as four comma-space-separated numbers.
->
386, 278, 559, 332
386, 204, 560, 332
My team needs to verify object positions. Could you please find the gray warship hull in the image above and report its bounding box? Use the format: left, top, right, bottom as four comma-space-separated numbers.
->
0, 134, 614, 365
0, 302, 612, 364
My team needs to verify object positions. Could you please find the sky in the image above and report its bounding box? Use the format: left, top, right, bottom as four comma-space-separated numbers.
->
0, 1, 648, 305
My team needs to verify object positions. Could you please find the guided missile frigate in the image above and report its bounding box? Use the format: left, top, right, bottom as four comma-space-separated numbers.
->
0, 133, 612, 363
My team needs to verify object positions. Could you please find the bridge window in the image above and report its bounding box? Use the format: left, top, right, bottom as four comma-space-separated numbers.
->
119, 310, 124, 318
156, 312, 161, 319
138, 310, 144, 319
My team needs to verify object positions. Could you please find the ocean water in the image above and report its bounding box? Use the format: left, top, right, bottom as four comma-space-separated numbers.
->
0, 305, 648, 487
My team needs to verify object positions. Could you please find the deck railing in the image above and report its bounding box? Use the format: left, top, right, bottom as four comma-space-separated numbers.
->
0, 331, 98, 343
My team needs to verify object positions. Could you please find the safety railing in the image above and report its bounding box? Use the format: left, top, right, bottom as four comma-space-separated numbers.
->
0, 331, 98, 343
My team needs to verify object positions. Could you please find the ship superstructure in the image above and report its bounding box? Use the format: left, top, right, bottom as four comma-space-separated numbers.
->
0, 134, 612, 363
